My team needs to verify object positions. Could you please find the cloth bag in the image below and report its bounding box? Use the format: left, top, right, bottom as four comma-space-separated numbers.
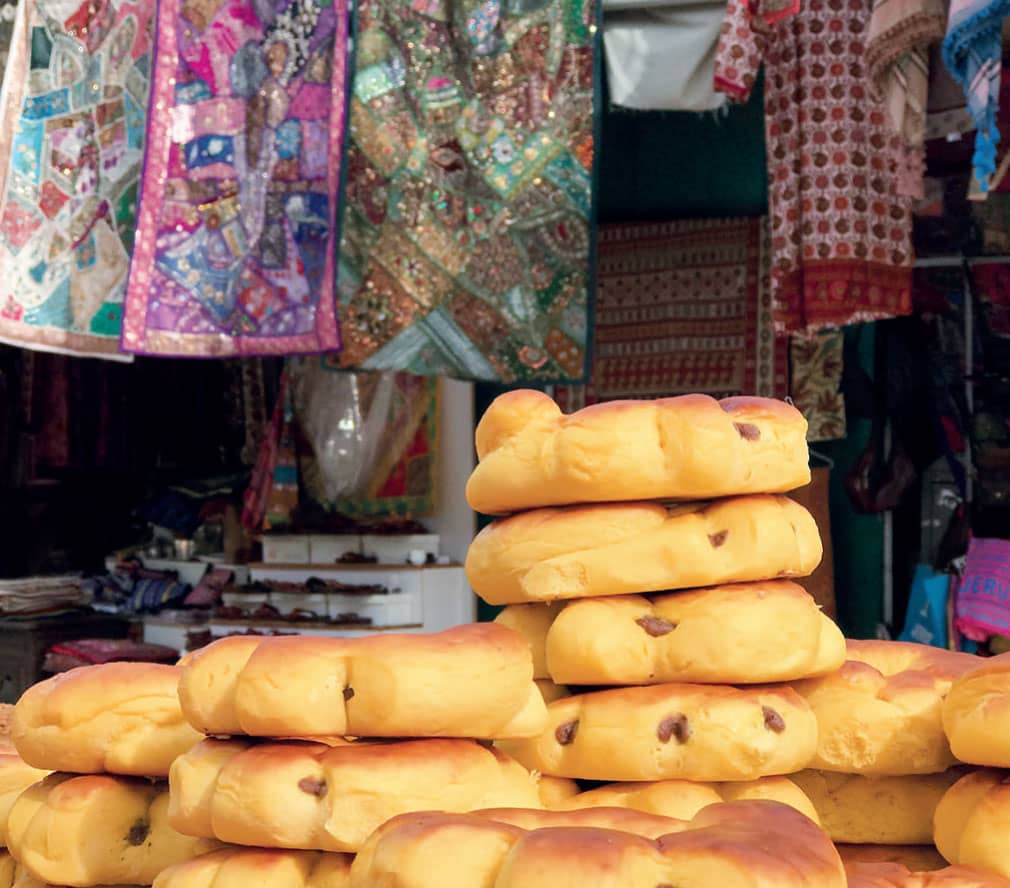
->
899, 563, 952, 648
955, 536, 1010, 640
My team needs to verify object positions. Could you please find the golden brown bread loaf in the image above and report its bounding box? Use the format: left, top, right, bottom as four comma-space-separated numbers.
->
474, 805, 689, 839
837, 845, 948, 870
12, 664, 202, 777
499, 580, 844, 685
845, 861, 1010, 887
153, 849, 351, 888
169, 737, 541, 853
7, 773, 215, 886
499, 682, 817, 781
791, 641, 980, 776
0, 754, 48, 849
466, 390, 811, 514
0, 707, 15, 752
942, 653, 1010, 767
789, 769, 965, 844
0, 852, 139, 888
350, 800, 845, 887
177, 624, 546, 739
556, 775, 819, 823
933, 769, 1010, 879
494, 603, 563, 678
466, 495, 822, 605
536, 775, 579, 807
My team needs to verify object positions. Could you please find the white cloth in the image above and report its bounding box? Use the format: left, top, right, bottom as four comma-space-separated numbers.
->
603, 0, 727, 111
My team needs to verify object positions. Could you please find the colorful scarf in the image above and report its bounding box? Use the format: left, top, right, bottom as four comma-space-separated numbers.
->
335, 0, 599, 383
866, 0, 945, 198
0, 0, 152, 360
942, 0, 1010, 194
121, 0, 349, 357
789, 331, 847, 442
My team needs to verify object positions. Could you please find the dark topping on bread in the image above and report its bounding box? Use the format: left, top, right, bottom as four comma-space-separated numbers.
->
127, 819, 150, 846
636, 615, 677, 637
734, 422, 761, 441
708, 530, 729, 548
657, 714, 691, 744
555, 720, 579, 745
343, 686, 355, 701
298, 777, 328, 797
763, 706, 786, 733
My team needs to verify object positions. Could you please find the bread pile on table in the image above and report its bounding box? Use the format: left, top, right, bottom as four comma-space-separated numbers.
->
9, 389, 1010, 884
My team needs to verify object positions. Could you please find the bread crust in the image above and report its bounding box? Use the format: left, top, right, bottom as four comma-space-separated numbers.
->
12, 664, 201, 777
467, 495, 822, 605
933, 769, 1010, 880
497, 579, 844, 685
499, 682, 817, 781
349, 800, 845, 887
168, 738, 542, 853
789, 769, 965, 844
178, 623, 546, 739
943, 652, 1010, 767
153, 848, 352, 888
0, 755, 48, 849
846, 860, 1010, 887
792, 641, 980, 776
7, 773, 215, 886
467, 390, 811, 514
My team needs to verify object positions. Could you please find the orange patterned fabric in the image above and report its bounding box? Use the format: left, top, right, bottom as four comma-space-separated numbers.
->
715, 0, 914, 334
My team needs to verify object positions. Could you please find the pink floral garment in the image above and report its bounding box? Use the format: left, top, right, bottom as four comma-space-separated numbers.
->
715, 0, 914, 335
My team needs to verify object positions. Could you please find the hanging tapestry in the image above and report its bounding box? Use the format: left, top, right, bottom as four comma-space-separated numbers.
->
291, 359, 440, 518
120, 0, 349, 357
0, 0, 152, 360
335, 0, 599, 383
714, 0, 915, 335
555, 217, 787, 411
789, 330, 847, 442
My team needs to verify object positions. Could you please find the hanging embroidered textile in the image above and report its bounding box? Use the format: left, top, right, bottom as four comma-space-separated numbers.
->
0, 0, 152, 360
335, 0, 599, 383
789, 330, 847, 442
943, 0, 1010, 195
121, 0, 349, 357
0, 1, 16, 77
866, 0, 945, 199
715, 0, 914, 335
555, 217, 787, 411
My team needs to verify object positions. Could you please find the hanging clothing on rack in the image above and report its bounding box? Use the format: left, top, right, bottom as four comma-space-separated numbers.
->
0, 0, 152, 361
714, 0, 915, 335
789, 330, 847, 441
120, 0, 349, 357
866, 0, 946, 199
335, 0, 599, 383
942, 0, 1010, 195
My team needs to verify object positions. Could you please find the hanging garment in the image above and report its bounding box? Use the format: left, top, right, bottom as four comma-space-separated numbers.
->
554, 217, 788, 410
715, 0, 914, 335
789, 330, 847, 441
942, 0, 1010, 195
120, 0, 349, 357
0, 0, 152, 360
335, 0, 598, 383
866, 0, 945, 198
601, 0, 727, 111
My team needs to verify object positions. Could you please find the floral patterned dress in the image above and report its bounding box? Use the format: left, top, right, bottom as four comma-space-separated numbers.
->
715, 0, 915, 335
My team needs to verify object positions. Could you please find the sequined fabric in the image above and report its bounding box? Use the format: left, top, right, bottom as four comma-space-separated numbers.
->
121, 0, 348, 357
0, 0, 151, 360
336, 0, 599, 382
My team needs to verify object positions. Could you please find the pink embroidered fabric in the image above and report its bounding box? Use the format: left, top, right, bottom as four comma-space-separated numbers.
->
121, 0, 348, 357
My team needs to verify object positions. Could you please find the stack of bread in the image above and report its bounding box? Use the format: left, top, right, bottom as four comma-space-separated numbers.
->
465, 393, 833, 792
2, 663, 212, 888
463, 390, 1010, 887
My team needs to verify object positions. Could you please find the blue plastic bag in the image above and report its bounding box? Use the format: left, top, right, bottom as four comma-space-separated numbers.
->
898, 564, 951, 649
